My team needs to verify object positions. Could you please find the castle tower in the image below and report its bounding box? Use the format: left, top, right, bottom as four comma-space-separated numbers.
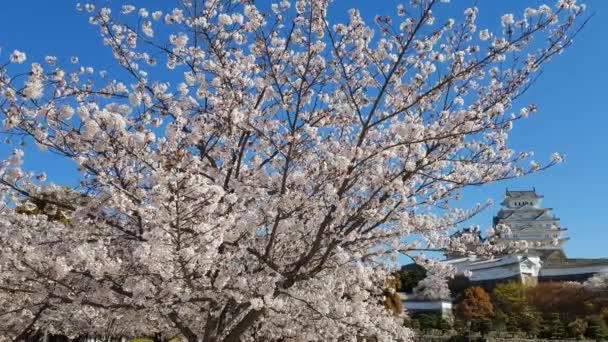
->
438, 188, 608, 294
494, 189, 569, 259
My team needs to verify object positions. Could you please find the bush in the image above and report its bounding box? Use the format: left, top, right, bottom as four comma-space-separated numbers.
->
585, 315, 608, 339
471, 319, 493, 337
414, 313, 451, 331
567, 318, 588, 339
539, 313, 566, 339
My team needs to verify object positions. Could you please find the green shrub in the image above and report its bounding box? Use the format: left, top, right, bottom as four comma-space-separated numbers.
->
414, 313, 451, 331
585, 315, 608, 339
567, 318, 588, 339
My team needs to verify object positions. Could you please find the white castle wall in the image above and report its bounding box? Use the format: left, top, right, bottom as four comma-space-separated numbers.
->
446, 255, 542, 282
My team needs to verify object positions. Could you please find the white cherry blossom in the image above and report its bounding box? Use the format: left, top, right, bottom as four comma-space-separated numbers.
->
9, 49, 26, 64
0, 1, 588, 341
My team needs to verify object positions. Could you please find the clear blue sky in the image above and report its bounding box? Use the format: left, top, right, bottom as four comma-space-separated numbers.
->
0, 1, 606, 258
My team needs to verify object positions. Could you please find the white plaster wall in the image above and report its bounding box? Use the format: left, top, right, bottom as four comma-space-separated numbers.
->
450, 255, 541, 281
469, 264, 521, 281
403, 301, 453, 311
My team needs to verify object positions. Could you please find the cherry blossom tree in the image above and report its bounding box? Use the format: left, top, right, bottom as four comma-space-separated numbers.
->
0, 0, 588, 341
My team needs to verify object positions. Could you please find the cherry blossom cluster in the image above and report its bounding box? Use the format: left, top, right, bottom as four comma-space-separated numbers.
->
583, 273, 608, 293
0, 0, 587, 340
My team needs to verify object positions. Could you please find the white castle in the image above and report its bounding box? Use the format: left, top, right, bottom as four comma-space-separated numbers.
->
447, 189, 608, 287
403, 189, 608, 318
494, 189, 568, 253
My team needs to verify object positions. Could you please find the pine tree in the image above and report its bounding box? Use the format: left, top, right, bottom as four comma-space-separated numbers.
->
548, 313, 566, 339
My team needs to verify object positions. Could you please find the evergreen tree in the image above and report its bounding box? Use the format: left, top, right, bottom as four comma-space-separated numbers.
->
415, 313, 451, 332
567, 318, 588, 340
398, 264, 427, 293
518, 308, 542, 337
547, 313, 566, 339
585, 315, 608, 340
471, 319, 493, 337
492, 282, 527, 315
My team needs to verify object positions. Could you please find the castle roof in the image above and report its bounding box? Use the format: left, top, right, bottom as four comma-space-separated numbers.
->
494, 209, 558, 223
450, 227, 482, 239
543, 258, 608, 268
505, 188, 543, 199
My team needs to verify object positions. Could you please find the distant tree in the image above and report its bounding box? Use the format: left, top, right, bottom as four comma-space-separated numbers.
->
585, 274, 608, 314
410, 261, 454, 301
448, 274, 472, 298
413, 275, 452, 301
585, 315, 608, 340
491, 282, 545, 335
601, 307, 608, 327
543, 313, 566, 339
567, 318, 588, 340
383, 275, 403, 315
471, 319, 493, 337
456, 287, 493, 320
526, 282, 593, 320
490, 310, 510, 333
492, 282, 527, 315
438, 318, 452, 332
415, 314, 451, 332
517, 307, 542, 337
584, 273, 608, 293
398, 264, 427, 293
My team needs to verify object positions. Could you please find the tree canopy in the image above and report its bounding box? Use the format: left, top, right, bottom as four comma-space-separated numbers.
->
456, 287, 493, 320
0, 0, 588, 340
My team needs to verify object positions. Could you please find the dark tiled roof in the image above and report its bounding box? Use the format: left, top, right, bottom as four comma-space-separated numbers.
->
450, 227, 482, 239
494, 208, 553, 220
544, 258, 608, 268
505, 189, 543, 198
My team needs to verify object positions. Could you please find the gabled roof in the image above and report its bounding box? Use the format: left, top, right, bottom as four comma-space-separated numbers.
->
505, 188, 543, 199
494, 208, 555, 221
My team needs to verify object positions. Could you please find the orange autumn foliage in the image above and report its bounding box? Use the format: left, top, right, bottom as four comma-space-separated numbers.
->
525, 282, 594, 319
457, 287, 494, 320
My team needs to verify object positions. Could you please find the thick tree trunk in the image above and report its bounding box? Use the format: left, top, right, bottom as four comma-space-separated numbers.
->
221, 309, 265, 342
